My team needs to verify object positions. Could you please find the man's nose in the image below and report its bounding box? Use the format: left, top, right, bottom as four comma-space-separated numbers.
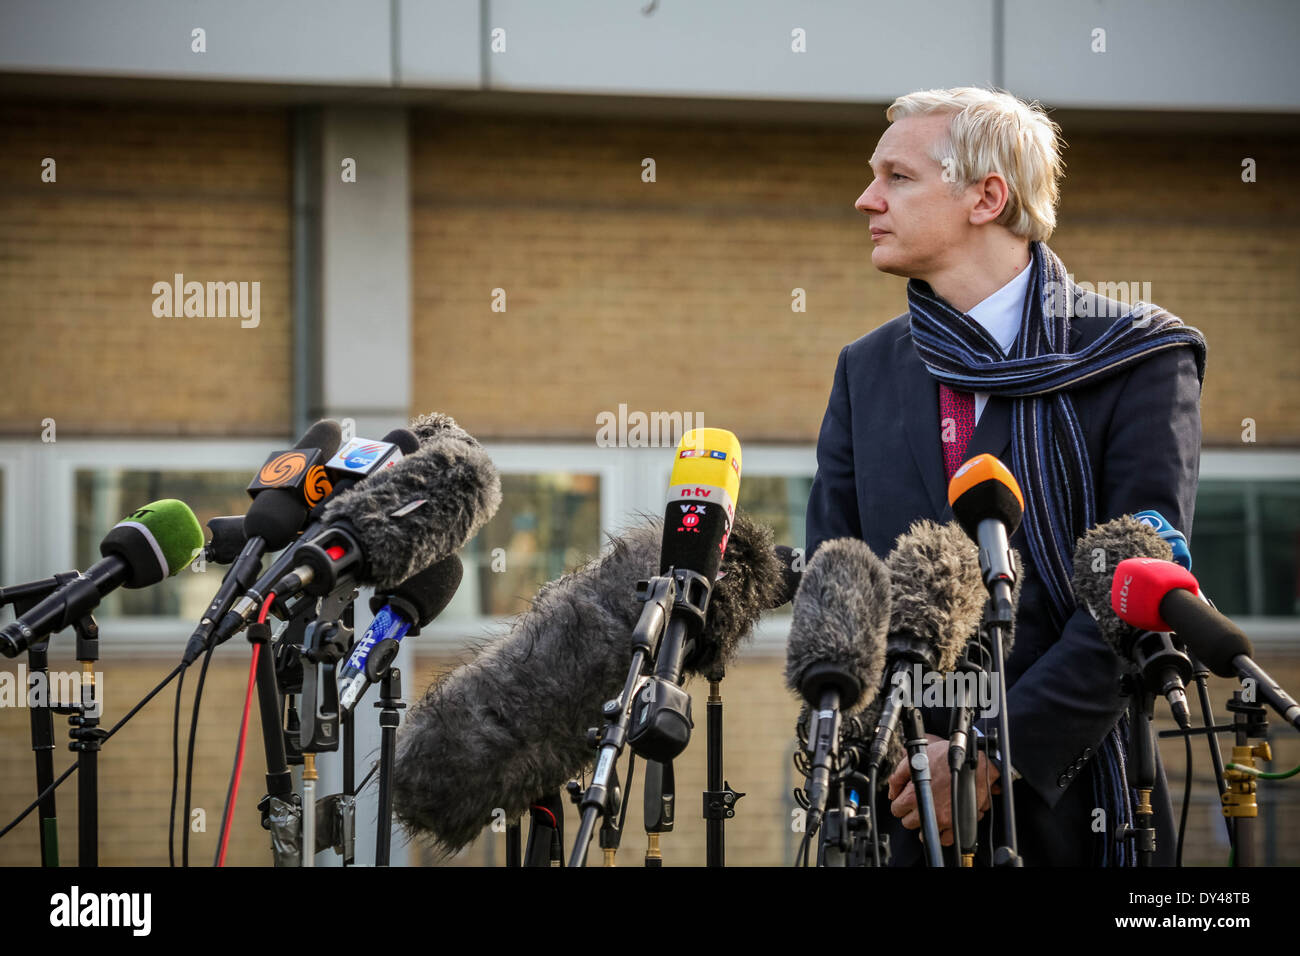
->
855, 182, 883, 215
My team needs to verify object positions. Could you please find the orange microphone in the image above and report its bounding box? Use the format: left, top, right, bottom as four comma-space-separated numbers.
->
947, 453, 1023, 601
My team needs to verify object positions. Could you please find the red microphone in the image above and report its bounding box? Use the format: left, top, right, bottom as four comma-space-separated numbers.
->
1111, 558, 1300, 734
1111, 557, 1199, 633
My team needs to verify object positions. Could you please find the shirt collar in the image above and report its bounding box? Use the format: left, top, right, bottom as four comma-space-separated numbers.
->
966, 259, 1032, 356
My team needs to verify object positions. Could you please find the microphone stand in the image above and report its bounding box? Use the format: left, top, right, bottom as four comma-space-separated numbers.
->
948, 631, 988, 867
1115, 675, 1158, 866
524, 792, 565, 866
643, 759, 674, 866
980, 588, 1022, 867
568, 573, 674, 867
1223, 690, 1269, 867
4, 572, 82, 867
899, 695, 944, 866
703, 670, 743, 866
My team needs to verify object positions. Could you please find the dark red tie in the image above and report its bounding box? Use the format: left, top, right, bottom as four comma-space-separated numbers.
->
938, 383, 976, 481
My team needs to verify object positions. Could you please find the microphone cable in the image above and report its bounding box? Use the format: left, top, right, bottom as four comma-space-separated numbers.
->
215, 592, 275, 866
168, 666, 185, 866
181, 641, 217, 866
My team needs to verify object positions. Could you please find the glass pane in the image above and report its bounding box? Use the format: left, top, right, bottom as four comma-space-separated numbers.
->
455, 473, 602, 618
75, 469, 251, 620
736, 475, 813, 617
1192, 481, 1251, 618
1257, 482, 1300, 617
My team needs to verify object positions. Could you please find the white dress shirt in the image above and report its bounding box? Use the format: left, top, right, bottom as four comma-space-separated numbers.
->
965, 260, 1032, 424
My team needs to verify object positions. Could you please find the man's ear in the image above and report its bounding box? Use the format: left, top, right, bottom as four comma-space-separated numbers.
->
969, 173, 1010, 226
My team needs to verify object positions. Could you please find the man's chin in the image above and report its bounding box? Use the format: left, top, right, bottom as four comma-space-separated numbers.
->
870, 246, 913, 278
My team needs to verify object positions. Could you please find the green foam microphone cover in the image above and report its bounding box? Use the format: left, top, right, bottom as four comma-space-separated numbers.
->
100, 498, 205, 588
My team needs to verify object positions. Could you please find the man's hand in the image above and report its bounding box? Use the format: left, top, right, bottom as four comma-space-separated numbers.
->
888, 733, 1002, 847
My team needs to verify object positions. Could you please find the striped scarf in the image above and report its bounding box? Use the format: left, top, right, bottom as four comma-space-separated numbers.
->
908, 240, 1207, 865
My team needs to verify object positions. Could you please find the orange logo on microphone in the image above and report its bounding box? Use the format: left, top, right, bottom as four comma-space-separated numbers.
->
303, 464, 332, 506
258, 451, 309, 487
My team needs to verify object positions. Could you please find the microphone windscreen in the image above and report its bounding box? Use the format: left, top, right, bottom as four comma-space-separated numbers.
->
1071, 515, 1173, 654
772, 545, 803, 609
371, 553, 463, 630
244, 489, 308, 548
785, 538, 890, 710
408, 410, 481, 448
295, 418, 344, 459
383, 427, 420, 455
1111, 557, 1198, 633
100, 499, 205, 587
886, 519, 987, 672
392, 510, 783, 853
322, 433, 503, 590
948, 454, 1025, 540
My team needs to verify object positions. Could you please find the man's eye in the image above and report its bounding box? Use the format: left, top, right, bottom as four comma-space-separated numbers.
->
891, 173, 908, 181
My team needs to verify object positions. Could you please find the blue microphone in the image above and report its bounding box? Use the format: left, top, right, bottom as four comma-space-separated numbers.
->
1133, 510, 1192, 571
338, 554, 463, 713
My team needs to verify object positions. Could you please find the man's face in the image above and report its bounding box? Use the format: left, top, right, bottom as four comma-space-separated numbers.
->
855, 113, 975, 280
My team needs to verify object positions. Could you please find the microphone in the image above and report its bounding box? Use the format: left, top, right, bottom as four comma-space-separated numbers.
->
2, 500, 204, 657
785, 537, 891, 833
1071, 515, 1191, 727
391, 511, 785, 854
627, 429, 743, 762
863, 519, 987, 776
181, 418, 342, 666
1111, 558, 1300, 733
203, 516, 248, 565
948, 454, 1023, 613
207, 428, 501, 651
338, 554, 464, 714
408, 410, 482, 447
1132, 510, 1193, 571
772, 544, 805, 608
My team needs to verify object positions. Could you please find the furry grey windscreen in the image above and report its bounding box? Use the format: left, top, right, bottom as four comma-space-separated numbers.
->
408, 410, 480, 447
785, 537, 891, 712
320, 433, 502, 590
391, 510, 783, 854
1071, 515, 1174, 652
887, 519, 987, 672
850, 520, 986, 777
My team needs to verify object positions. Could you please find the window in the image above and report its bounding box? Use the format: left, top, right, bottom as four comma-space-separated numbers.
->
1194, 479, 1300, 618
449, 472, 603, 618
74, 467, 250, 621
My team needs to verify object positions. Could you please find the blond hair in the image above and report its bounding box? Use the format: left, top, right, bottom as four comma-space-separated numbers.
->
886, 87, 1065, 242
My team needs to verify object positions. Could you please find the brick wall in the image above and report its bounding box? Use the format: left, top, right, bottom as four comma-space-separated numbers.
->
0, 102, 292, 437
410, 111, 1300, 446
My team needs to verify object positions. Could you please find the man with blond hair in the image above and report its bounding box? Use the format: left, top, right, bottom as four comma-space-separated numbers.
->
805, 87, 1207, 866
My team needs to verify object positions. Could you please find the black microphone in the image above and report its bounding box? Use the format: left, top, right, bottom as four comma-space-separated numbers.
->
391, 511, 785, 854
2, 500, 205, 657
785, 537, 891, 833
864, 519, 987, 776
181, 419, 342, 666
1071, 515, 1191, 727
203, 516, 248, 565
1111, 558, 1300, 734
206, 428, 501, 652
338, 554, 463, 714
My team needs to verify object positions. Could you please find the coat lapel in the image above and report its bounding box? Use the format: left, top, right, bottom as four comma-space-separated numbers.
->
895, 329, 949, 520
